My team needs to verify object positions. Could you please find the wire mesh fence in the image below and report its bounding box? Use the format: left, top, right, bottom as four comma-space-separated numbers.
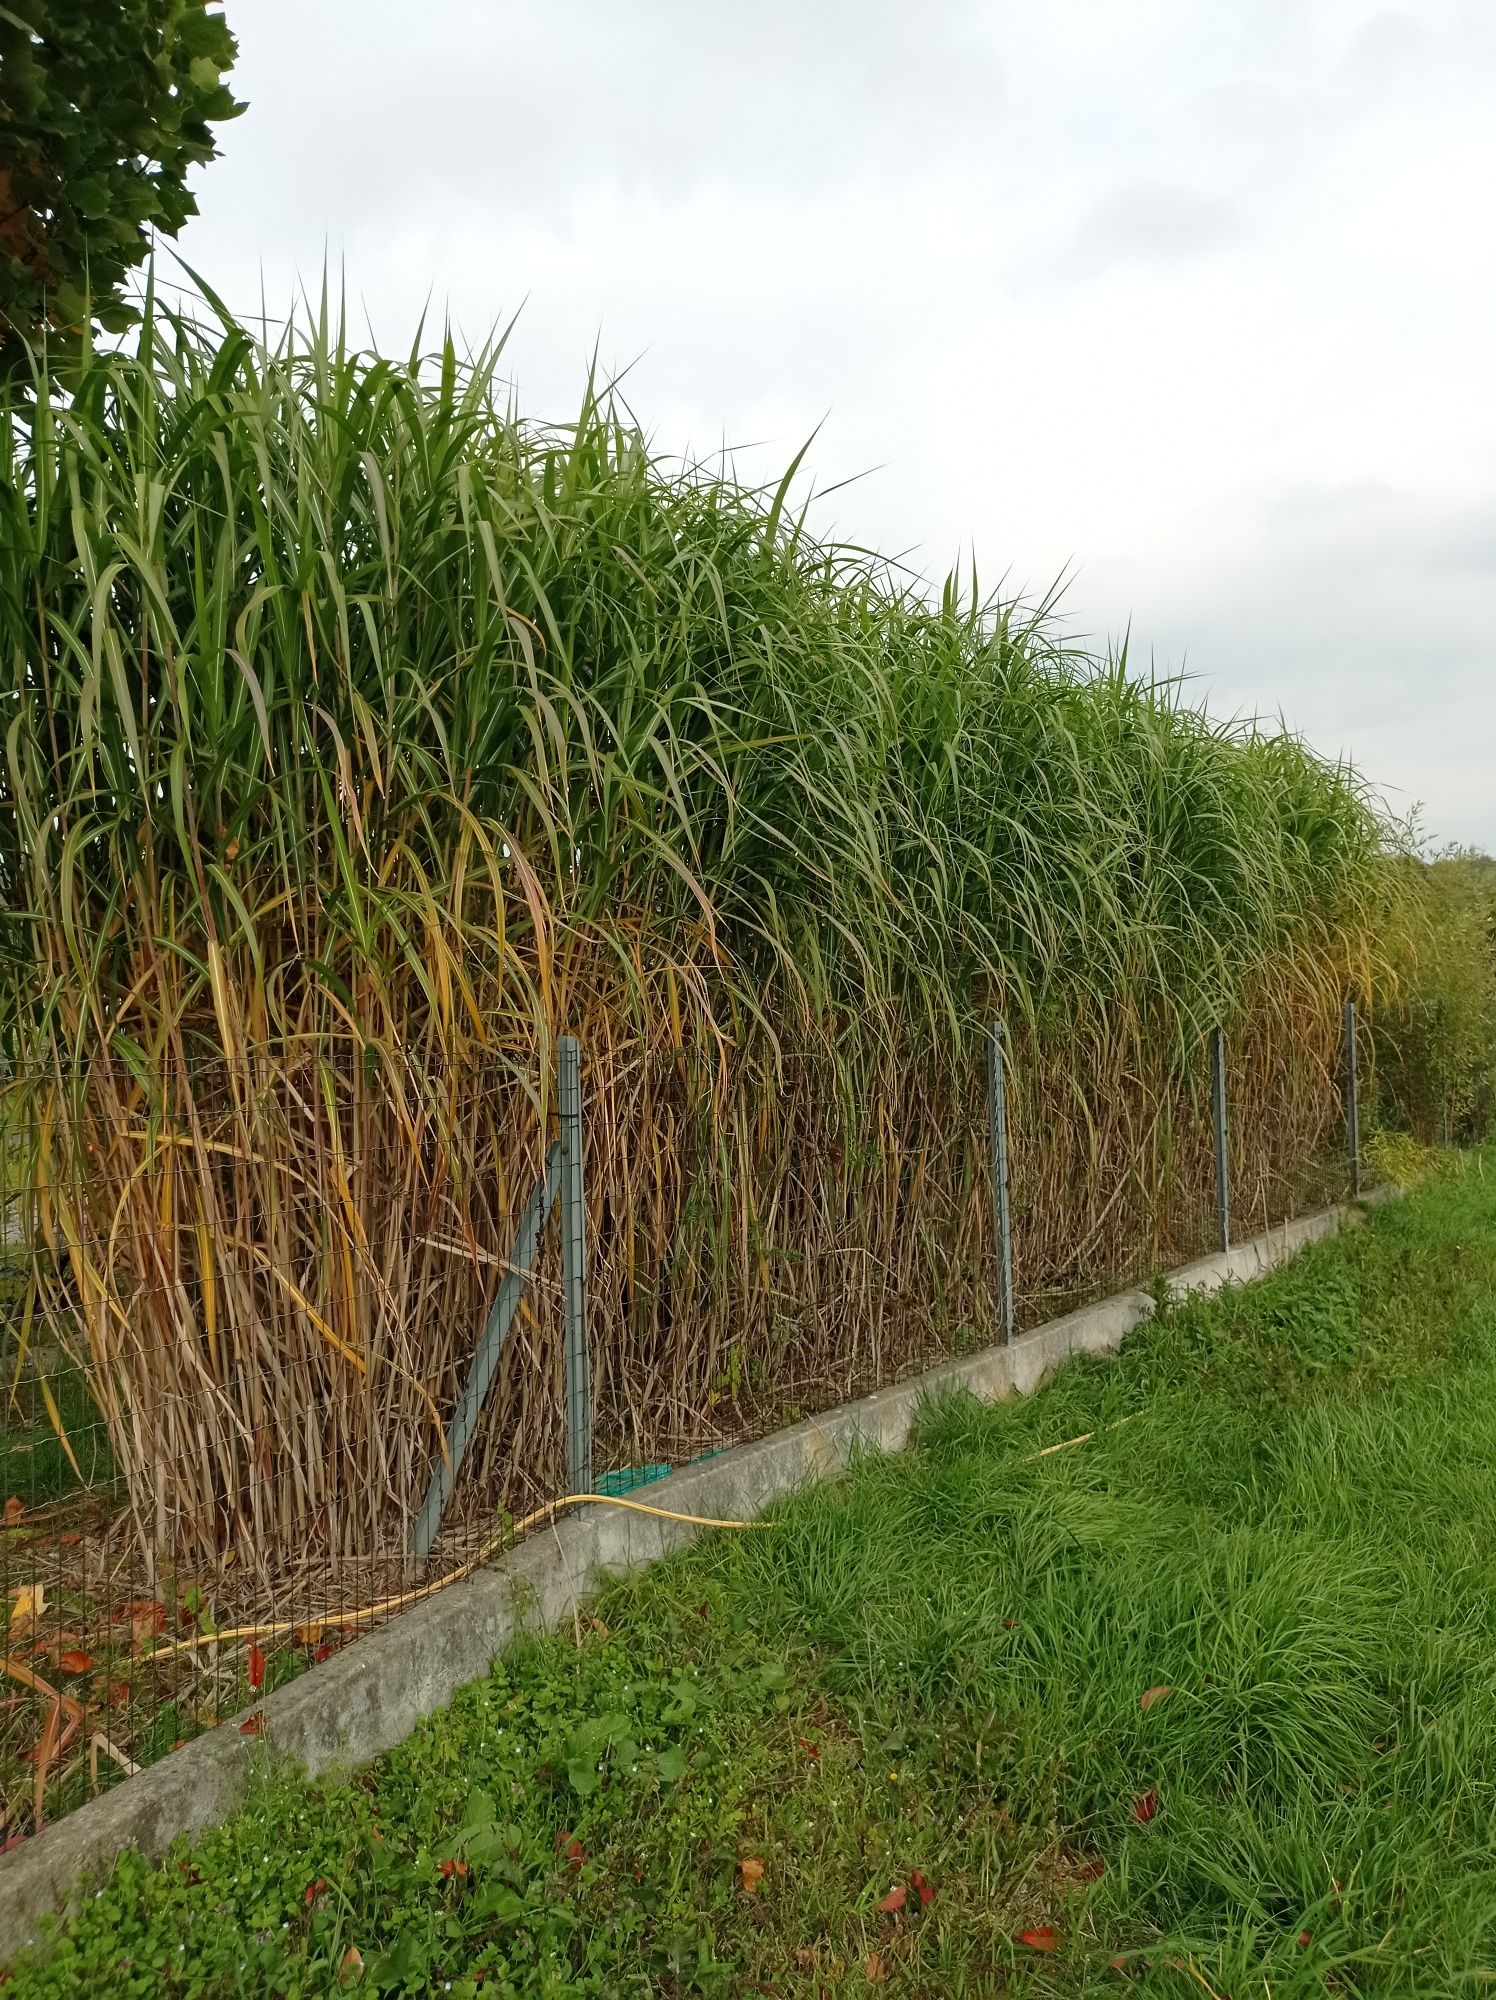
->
0, 1007, 1374, 1843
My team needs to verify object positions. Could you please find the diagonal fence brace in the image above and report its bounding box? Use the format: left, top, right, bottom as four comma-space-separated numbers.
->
411, 1140, 563, 1566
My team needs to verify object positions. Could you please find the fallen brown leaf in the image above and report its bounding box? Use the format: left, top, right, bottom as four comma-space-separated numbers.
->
111, 1598, 165, 1624
875, 1884, 907, 1914
740, 1855, 765, 1895
1139, 1685, 1173, 1711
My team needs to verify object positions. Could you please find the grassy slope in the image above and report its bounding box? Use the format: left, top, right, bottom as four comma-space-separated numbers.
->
9, 1156, 1496, 1999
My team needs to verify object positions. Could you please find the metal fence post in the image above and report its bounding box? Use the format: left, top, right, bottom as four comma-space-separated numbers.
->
1344, 1000, 1361, 1197
986, 1019, 1015, 1345
558, 1033, 592, 1494
1210, 1025, 1229, 1252
410, 1142, 562, 1566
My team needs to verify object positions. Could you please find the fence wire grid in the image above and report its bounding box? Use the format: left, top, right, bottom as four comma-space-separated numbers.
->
0, 1011, 1374, 1844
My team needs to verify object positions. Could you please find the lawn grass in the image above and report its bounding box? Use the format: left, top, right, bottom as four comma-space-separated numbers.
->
7, 1155, 1496, 1998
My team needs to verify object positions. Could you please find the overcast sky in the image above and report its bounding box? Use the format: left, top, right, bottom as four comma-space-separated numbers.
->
178, 0, 1495, 850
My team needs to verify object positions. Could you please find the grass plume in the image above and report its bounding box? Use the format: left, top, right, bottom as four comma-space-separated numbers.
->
0, 296, 1395, 1574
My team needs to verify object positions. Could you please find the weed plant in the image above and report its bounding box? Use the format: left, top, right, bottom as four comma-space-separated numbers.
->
10, 1159, 1496, 1996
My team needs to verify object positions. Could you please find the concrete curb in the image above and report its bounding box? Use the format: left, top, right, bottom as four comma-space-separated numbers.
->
0, 1190, 1396, 1957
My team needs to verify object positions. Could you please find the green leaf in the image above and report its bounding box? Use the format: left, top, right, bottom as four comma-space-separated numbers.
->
459, 1786, 496, 1829
73, 176, 111, 220
473, 1885, 527, 1925
369, 1931, 429, 1993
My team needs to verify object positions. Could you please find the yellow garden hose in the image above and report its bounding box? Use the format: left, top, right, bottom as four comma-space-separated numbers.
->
149, 1490, 765, 1661
151, 1414, 1139, 1666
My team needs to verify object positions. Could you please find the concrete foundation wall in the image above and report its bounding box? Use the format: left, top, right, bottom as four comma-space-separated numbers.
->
0, 1193, 1390, 1959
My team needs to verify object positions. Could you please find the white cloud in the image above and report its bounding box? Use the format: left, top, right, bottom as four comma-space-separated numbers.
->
179, 0, 1496, 848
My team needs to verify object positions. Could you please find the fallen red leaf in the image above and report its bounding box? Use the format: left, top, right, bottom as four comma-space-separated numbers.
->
112, 1598, 165, 1627
114, 1599, 166, 1655
313, 1638, 343, 1664
1299, 1930, 1313, 1948
1133, 1788, 1159, 1824
59, 1534, 81, 1548
1018, 1925, 1058, 1952
238, 1711, 265, 1736
797, 1736, 820, 1759
1139, 1685, 1173, 1712
556, 1831, 585, 1876
3, 1498, 23, 1527
875, 1884, 907, 1914
739, 1855, 765, 1894
247, 1642, 266, 1692
1004, 1618, 1020, 1629
910, 1868, 935, 1906
304, 1878, 327, 1904
438, 1858, 468, 1879
0, 1833, 24, 1856
56, 1650, 93, 1675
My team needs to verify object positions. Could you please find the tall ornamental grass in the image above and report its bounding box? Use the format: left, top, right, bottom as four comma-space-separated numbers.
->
1374, 851, 1496, 1143
0, 301, 1393, 1575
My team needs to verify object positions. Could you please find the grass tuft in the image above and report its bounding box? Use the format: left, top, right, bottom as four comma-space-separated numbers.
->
8, 1157, 1496, 1995
0, 300, 1405, 1573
